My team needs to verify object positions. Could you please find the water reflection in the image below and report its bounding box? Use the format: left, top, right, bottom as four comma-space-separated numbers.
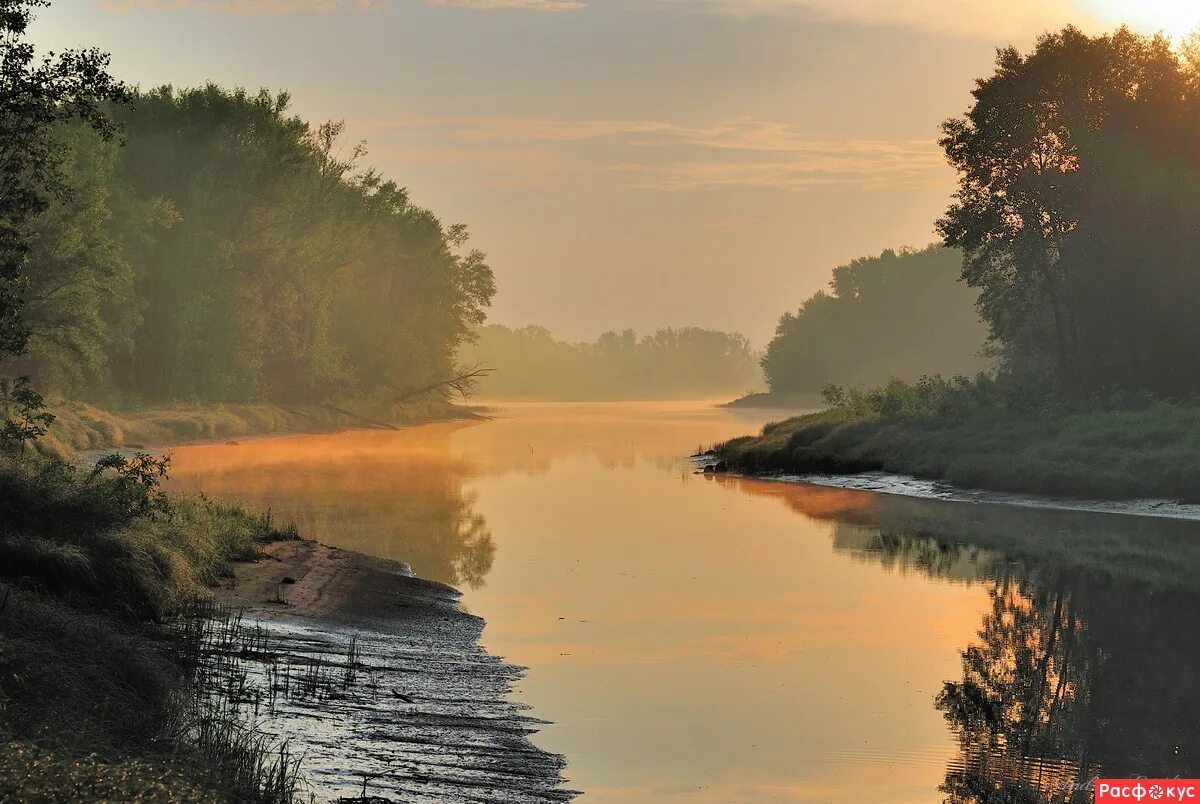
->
722, 476, 1200, 801
165, 423, 495, 587
165, 403, 1200, 802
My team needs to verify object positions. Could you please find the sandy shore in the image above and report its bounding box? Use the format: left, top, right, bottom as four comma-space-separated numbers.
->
216, 538, 463, 629
212, 539, 576, 803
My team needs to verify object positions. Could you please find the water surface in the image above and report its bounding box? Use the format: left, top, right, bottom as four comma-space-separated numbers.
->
167, 401, 1200, 802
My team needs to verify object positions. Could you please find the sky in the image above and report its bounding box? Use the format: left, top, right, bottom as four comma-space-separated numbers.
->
30, 0, 1199, 345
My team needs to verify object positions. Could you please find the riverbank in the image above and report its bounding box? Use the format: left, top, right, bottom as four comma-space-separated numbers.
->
722, 390, 821, 410
714, 399, 1200, 503
0, 451, 305, 801
212, 539, 575, 802
0, 448, 570, 802
40, 398, 482, 460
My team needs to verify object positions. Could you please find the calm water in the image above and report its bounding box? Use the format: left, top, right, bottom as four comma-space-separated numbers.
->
166, 401, 1200, 803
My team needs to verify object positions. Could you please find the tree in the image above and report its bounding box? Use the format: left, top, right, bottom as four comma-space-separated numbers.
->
0, 0, 128, 359
939, 27, 1200, 394
760, 246, 989, 395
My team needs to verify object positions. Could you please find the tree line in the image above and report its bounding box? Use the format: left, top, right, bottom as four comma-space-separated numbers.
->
765, 26, 1200, 404
459, 324, 762, 400
2, 2, 494, 418
760, 245, 990, 397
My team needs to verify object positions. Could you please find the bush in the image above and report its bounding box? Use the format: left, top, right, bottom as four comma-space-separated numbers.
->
0, 454, 286, 619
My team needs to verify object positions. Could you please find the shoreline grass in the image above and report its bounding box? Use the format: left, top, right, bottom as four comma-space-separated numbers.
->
716, 381, 1200, 503
0, 450, 308, 801
39, 397, 475, 460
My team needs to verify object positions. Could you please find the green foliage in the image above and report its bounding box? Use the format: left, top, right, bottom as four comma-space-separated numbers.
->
719, 386, 1200, 502
761, 246, 990, 395
0, 376, 54, 452
0, 0, 128, 358
940, 26, 1200, 394
0, 454, 283, 619
460, 324, 763, 400
0, 446, 306, 801
817, 374, 997, 418
88, 451, 172, 518
7, 85, 494, 414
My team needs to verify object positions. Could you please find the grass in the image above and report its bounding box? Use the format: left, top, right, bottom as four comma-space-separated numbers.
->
0, 450, 307, 801
39, 396, 471, 460
716, 377, 1200, 502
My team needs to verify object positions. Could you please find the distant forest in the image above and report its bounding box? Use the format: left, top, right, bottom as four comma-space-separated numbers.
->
8, 86, 494, 414
460, 325, 763, 400
761, 245, 990, 396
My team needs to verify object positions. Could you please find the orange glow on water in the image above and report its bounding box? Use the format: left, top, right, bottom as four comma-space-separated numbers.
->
166, 401, 993, 803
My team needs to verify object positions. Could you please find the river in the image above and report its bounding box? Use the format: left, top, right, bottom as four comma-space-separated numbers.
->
165, 400, 1200, 803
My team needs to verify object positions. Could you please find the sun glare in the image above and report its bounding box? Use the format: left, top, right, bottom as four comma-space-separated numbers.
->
1086, 0, 1200, 41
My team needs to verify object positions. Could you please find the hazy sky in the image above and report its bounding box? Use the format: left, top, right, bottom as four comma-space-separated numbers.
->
32, 1, 1195, 345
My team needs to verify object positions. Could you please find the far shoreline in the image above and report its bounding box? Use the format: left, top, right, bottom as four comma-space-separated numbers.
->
48, 399, 489, 460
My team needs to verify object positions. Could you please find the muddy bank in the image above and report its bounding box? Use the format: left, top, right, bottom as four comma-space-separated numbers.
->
212, 540, 576, 803
695, 458, 1200, 522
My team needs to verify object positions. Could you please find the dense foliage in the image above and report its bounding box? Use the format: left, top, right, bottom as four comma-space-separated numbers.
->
760, 246, 989, 395
940, 26, 1200, 395
6, 85, 495, 412
460, 324, 762, 400
0, 0, 128, 359
0, 450, 305, 800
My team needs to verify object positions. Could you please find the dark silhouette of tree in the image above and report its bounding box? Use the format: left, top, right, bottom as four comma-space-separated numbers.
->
940, 26, 1200, 394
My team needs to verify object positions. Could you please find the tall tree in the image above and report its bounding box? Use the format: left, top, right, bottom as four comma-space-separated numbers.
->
0, 0, 127, 358
939, 27, 1200, 394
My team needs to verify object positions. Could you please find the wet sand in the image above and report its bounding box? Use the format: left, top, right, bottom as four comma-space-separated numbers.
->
218, 538, 459, 628
214, 539, 577, 803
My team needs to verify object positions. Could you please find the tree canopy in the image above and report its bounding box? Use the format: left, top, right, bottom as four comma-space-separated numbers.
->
0, 0, 128, 358
6, 85, 495, 414
761, 245, 990, 396
940, 26, 1200, 395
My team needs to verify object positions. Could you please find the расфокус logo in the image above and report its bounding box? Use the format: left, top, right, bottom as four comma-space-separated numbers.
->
1095, 780, 1200, 802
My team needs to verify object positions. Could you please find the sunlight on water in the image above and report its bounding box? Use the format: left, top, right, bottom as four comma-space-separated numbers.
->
166, 401, 1200, 802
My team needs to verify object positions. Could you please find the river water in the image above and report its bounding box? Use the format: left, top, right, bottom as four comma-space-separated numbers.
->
165, 401, 1200, 803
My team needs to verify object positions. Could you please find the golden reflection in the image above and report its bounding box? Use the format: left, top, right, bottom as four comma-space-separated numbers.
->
167, 402, 978, 803
166, 423, 495, 587
161, 402, 1200, 803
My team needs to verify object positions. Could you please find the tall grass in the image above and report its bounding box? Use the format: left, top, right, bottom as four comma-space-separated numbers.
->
0, 451, 307, 801
718, 376, 1200, 502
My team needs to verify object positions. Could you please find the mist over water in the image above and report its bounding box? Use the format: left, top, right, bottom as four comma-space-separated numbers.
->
163, 402, 1200, 802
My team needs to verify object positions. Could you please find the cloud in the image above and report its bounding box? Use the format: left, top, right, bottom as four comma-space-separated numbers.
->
101, 0, 583, 13
355, 116, 952, 192
424, 0, 584, 10
100, 0, 381, 13
671, 0, 1096, 41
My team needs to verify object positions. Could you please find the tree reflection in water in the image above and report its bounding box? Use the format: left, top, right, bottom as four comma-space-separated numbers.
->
164, 424, 496, 588
718, 475, 1200, 803
851, 525, 1200, 803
